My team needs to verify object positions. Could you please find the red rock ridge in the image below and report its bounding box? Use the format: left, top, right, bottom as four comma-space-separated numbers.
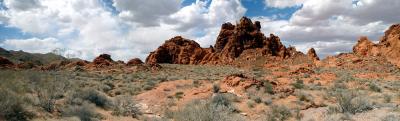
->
146, 17, 300, 65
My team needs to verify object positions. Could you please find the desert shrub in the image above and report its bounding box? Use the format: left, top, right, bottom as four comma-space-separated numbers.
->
172, 94, 241, 121
266, 105, 292, 121
211, 94, 237, 112
213, 84, 220, 93
383, 94, 392, 103
335, 72, 355, 82
143, 79, 157, 90
175, 92, 184, 99
247, 101, 255, 108
335, 90, 373, 114
297, 91, 312, 102
253, 97, 262, 104
62, 102, 101, 121
69, 89, 112, 109
35, 77, 69, 113
382, 115, 400, 121
264, 81, 274, 94
369, 83, 381, 92
263, 99, 273, 105
112, 96, 141, 118
0, 89, 33, 121
292, 79, 304, 89
192, 80, 201, 87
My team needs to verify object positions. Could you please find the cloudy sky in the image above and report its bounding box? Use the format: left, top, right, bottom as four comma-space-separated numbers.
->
0, 0, 398, 61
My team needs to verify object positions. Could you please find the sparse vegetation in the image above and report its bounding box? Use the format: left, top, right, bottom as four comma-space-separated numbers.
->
264, 81, 274, 94
292, 79, 305, 89
69, 89, 113, 109
112, 96, 141, 118
175, 92, 184, 99
334, 90, 373, 114
266, 105, 292, 121
213, 84, 220, 93
61, 102, 102, 121
0, 89, 33, 121
369, 83, 382, 92
171, 94, 242, 121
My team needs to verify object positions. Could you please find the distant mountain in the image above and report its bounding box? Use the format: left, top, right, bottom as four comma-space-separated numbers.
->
0, 47, 67, 66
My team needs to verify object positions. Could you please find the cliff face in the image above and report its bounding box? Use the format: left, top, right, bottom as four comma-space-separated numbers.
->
146, 17, 299, 65
353, 24, 400, 66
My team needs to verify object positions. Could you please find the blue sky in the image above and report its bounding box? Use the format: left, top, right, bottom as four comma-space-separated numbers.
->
0, 0, 398, 60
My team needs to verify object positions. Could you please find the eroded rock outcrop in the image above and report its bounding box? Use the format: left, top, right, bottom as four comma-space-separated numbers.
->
307, 48, 320, 61
353, 24, 400, 66
146, 17, 298, 65
92, 54, 114, 67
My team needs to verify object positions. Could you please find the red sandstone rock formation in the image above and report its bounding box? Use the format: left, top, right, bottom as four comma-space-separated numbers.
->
145, 36, 211, 64
146, 17, 298, 65
92, 54, 114, 67
353, 24, 400, 66
307, 48, 320, 61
